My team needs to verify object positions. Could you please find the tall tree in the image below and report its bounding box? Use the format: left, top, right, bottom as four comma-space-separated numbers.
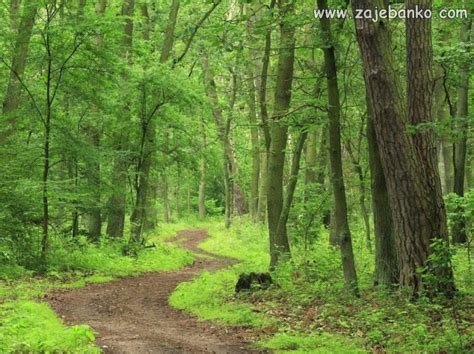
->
451, 17, 472, 244
1, 1, 38, 143
317, 0, 358, 294
353, 0, 455, 296
267, 0, 296, 268
106, 0, 135, 238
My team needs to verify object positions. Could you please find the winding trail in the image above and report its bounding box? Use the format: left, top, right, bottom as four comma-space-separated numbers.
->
45, 229, 262, 353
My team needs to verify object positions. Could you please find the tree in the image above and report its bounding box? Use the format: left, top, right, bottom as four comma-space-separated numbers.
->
353, 0, 455, 296
451, 16, 472, 244
267, 0, 296, 268
106, 0, 135, 239
317, 0, 358, 294
1, 1, 37, 143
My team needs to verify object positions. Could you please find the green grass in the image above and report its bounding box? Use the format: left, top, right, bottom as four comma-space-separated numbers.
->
170, 269, 271, 327
0, 301, 98, 353
169, 217, 474, 353
170, 218, 272, 327
0, 225, 196, 353
259, 331, 366, 353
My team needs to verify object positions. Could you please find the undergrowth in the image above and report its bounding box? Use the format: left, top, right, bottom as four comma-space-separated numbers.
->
170, 217, 474, 353
0, 301, 98, 353
0, 223, 195, 352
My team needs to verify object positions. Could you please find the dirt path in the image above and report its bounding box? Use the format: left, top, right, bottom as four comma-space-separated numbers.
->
45, 230, 263, 353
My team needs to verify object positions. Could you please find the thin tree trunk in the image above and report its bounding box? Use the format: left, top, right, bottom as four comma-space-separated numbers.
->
256, 0, 276, 223
202, 56, 246, 226
85, 0, 107, 241
276, 131, 307, 240
318, 0, 358, 294
247, 68, 260, 221
452, 17, 472, 244
267, 0, 296, 268
198, 116, 206, 219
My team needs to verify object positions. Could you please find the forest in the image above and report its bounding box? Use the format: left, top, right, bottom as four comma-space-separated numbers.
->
0, 0, 472, 352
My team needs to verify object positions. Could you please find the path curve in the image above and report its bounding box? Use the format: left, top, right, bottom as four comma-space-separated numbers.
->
45, 229, 262, 353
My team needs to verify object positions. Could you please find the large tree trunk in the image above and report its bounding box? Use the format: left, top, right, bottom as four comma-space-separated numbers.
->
317, 0, 358, 294
267, 0, 296, 268
405, 0, 455, 292
367, 102, 399, 287
1, 1, 37, 143
451, 17, 472, 244
106, 0, 135, 238
353, 0, 455, 296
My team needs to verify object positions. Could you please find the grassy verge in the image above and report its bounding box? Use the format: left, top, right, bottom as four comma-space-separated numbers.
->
169, 217, 474, 353
0, 224, 195, 352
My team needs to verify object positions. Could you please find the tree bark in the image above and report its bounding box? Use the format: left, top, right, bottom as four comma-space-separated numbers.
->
353, 0, 455, 296
367, 100, 399, 287
256, 0, 276, 222
106, 0, 135, 238
1, 1, 37, 143
318, 0, 358, 294
267, 0, 296, 268
246, 67, 260, 221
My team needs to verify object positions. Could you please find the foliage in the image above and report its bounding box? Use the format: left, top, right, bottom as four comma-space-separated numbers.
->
170, 219, 474, 353
0, 301, 98, 353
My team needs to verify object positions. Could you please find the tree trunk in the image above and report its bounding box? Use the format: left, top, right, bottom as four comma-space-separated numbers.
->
106, 0, 135, 238
85, 0, 107, 242
277, 131, 307, 240
255, 0, 276, 223
1, 1, 37, 143
452, 17, 472, 244
267, 0, 296, 268
247, 68, 260, 222
9, 0, 21, 32
367, 101, 399, 287
202, 56, 246, 226
162, 173, 171, 223
86, 137, 101, 241
353, 0, 455, 296
317, 0, 358, 294
198, 117, 206, 219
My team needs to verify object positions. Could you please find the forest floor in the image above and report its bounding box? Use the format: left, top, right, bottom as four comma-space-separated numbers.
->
45, 229, 263, 353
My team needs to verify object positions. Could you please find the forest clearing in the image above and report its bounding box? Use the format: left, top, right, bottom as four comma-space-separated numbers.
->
0, 0, 473, 353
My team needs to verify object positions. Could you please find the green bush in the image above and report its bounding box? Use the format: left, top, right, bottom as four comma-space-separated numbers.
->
0, 301, 98, 353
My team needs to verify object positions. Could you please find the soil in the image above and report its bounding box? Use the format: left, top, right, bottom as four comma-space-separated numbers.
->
45, 229, 265, 353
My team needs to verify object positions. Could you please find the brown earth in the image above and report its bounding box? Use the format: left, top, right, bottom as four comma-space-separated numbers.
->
45, 229, 266, 353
